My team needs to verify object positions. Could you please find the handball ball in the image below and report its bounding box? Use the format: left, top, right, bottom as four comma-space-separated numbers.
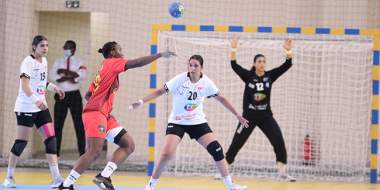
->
169, 2, 184, 18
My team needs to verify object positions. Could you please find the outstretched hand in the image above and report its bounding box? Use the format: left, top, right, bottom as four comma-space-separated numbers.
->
237, 115, 250, 128
283, 38, 292, 51
283, 38, 293, 58
231, 35, 239, 48
128, 100, 144, 111
160, 51, 176, 58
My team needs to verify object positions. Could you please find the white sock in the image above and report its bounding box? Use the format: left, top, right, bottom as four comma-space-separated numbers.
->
147, 177, 159, 188
223, 175, 234, 188
63, 170, 80, 187
277, 162, 287, 176
100, 162, 118, 178
49, 163, 61, 180
6, 166, 15, 178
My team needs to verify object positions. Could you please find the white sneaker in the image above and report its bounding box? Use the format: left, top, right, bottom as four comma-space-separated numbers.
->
214, 173, 222, 180
50, 176, 64, 188
279, 174, 296, 182
228, 183, 247, 190
3, 177, 16, 188
145, 185, 154, 190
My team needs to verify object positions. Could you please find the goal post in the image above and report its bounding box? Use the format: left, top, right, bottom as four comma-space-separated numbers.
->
148, 24, 379, 183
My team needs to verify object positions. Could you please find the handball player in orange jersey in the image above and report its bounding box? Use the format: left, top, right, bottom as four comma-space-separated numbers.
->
57, 41, 175, 190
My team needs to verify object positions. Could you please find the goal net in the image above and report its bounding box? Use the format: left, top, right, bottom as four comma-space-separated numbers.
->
154, 31, 373, 182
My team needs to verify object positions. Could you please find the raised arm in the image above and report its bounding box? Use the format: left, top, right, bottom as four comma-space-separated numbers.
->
269, 39, 293, 82
129, 86, 167, 110
213, 93, 249, 128
125, 51, 176, 70
230, 36, 251, 82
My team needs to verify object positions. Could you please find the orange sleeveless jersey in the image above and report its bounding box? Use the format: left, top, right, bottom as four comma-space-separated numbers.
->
84, 58, 127, 116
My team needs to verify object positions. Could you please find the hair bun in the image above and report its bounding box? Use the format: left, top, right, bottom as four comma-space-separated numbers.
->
98, 48, 103, 53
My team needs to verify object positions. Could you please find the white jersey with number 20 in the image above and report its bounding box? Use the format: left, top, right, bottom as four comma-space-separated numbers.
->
165, 72, 219, 125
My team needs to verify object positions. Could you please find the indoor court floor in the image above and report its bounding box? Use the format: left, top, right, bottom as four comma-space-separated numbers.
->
0, 168, 379, 190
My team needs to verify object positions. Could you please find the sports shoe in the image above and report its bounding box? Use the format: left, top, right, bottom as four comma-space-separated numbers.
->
279, 174, 296, 182
55, 183, 74, 190
92, 173, 115, 190
228, 183, 247, 190
50, 177, 64, 188
2, 176, 16, 188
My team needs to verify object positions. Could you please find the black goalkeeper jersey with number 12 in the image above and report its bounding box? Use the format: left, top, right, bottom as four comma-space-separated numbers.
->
231, 58, 292, 117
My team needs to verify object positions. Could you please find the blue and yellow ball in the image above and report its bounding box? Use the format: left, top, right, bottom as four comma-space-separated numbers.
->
169, 2, 184, 18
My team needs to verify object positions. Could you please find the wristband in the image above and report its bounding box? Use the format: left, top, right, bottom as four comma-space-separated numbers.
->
47, 83, 58, 92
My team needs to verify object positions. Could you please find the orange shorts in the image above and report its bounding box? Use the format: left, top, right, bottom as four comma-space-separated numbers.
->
82, 111, 120, 139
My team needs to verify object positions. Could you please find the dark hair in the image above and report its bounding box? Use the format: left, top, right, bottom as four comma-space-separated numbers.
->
64, 40, 76, 50
32, 35, 48, 51
189, 54, 204, 67
251, 54, 265, 71
98, 41, 118, 58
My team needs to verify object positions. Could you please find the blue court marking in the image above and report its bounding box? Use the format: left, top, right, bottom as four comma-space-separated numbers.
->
0, 184, 191, 190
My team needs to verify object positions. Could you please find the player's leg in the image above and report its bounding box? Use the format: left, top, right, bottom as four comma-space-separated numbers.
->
54, 93, 69, 158
36, 109, 63, 188
259, 116, 295, 182
58, 111, 107, 189
68, 92, 86, 156
3, 112, 35, 188
57, 137, 104, 190
93, 116, 134, 190
225, 120, 255, 165
3, 113, 34, 188
194, 123, 246, 190
146, 124, 184, 190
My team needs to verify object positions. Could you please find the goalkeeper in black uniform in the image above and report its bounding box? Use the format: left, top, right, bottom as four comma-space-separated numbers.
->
224, 37, 296, 181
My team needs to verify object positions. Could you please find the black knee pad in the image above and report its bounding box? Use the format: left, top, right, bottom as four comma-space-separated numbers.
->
44, 136, 57, 154
206, 141, 225, 161
114, 128, 127, 145
11, 139, 28, 156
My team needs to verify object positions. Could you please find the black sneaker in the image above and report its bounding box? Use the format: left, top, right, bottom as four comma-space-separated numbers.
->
92, 173, 115, 190
55, 183, 74, 190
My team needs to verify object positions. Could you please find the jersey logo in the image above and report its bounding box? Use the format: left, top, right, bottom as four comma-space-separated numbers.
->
178, 84, 190, 95
167, 125, 174, 128
248, 83, 255, 89
37, 85, 46, 95
184, 103, 198, 111
254, 92, 266, 101
97, 125, 106, 133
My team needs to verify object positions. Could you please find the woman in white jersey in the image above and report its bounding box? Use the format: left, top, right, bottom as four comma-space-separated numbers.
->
130, 55, 249, 190
2, 35, 65, 188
